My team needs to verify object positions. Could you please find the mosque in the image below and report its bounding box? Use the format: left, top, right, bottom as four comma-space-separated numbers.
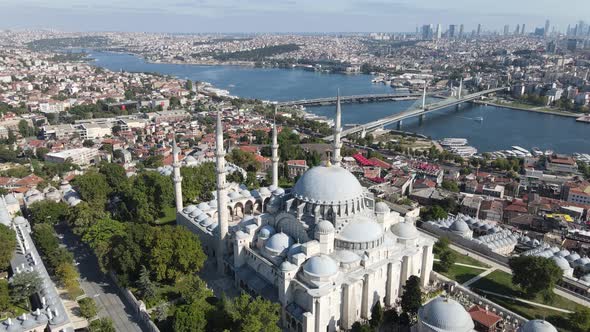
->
175, 98, 436, 331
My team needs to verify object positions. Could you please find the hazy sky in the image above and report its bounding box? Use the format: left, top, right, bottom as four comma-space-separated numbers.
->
1, 0, 588, 33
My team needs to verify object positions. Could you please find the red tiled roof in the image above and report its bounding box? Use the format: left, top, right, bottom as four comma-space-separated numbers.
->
369, 157, 391, 169
14, 174, 44, 187
468, 306, 502, 327
287, 160, 307, 166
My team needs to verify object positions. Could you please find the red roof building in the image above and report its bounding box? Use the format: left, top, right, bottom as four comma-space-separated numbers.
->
468, 306, 502, 332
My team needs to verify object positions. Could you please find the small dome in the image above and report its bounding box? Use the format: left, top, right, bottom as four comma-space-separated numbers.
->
315, 220, 335, 235
280, 261, 296, 272
264, 232, 293, 255
449, 219, 470, 233
551, 256, 571, 271
198, 202, 211, 210
241, 190, 252, 197
332, 250, 360, 264
565, 253, 581, 262
418, 297, 475, 332
258, 225, 275, 239
208, 200, 217, 208
228, 192, 241, 200
196, 213, 208, 222
375, 202, 390, 213
517, 319, 558, 332
273, 188, 285, 196
392, 222, 419, 240
555, 249, 570, 257
288, 243, 302, 257
201, 218, 215, 227
303, 255, 338, 277
580, 274, 590, 283
259, 187, 271, 196
183, 205, 197, 213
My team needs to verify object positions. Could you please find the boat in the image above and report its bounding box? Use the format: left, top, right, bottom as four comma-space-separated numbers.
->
440, 138, 468, 147
512, 146, 533, 157
531, 147, 543, 157
544, 150, 554, 156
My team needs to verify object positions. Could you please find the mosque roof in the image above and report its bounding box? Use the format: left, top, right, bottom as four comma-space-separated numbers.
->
337, 216, 383, 243
391, 222, 419, 240
518, 320, 558, 332
303, 255, 339, 277
293, 165, 363, 204
418, 297, 475, 332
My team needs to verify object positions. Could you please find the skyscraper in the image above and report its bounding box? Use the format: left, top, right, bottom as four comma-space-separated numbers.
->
544, 19, 550, 37
459, 24, 464, 38
504, 25, 510, 36
521, 24, 526, 35
515, 24, 520, 35
421, 24, 432, 40
477, 24, 482, 36
449, 24, 456, 38
436, 24, 442, 39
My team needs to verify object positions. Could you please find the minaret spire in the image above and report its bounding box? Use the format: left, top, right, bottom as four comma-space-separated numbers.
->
271, 106, 279, 188
458, 77, 463, 99
215, 108, 229, 274
331, 90, 342, 166
172, 137, 183, 213
422, 84, 427, 109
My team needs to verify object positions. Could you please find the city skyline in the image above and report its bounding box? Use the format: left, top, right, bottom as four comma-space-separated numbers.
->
0, 0, 589, 33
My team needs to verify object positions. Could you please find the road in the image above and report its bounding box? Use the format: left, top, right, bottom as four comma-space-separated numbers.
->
57, 226, 143, 332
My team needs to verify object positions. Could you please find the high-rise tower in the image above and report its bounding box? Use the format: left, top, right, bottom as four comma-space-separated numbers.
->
172, 138, 183, 213
215, 109, 229, 274
331, 92, 342, 166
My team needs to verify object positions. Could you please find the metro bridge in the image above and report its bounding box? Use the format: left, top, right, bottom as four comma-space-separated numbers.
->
323, 86, 508, 141
277, 92, 426, 107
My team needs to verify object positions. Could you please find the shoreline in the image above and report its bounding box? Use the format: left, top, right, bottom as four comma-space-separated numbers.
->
473, 100, 585, 119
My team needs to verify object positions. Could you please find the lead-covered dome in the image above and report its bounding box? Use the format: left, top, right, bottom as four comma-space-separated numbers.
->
293, 165, 363, 204
450, 219, 470, 233
392, 222, 419, 240
315, 220, 335, 235
264, 232, 293, 255
418, 297, 475, 332
517, 320, 558, 332
303, 255, 338, 278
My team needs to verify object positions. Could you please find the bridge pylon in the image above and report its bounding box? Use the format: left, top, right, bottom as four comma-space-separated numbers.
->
396, 120, 403, 130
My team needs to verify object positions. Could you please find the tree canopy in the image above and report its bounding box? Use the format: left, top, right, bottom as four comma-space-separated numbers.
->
401, 275, 422, 321
0, 224, 16, 270
28, 200, 69, 225
509, 256, 563, 298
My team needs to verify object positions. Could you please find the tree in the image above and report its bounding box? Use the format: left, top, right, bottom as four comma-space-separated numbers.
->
185, 79, 193, 91
223, 294, 281, 332
370, 300, 383, 328
180, 163, 216, 204
509, 256, 563, 298
83, 139, 95, 147
10, 271, 43, 306
420, 205, 448, 221
351, 321, 372, 332
72, 171, 111, 207
173, 302, 209, 332
400, 275, 422, 320
66, 201, 107, 235
78, 297, 98, 319
138, 265, 156, 301
175, 274, 213, 305
441, 180, 459, 192
82, 218, 125, 270
438, 247, 457, 272
99, 162, 128, 194
28, 200, 69, 225
143, 155, 164, 168
88, 317, 115, 332
56, 262, 79, 290
108, 223, 150, 285
0, 224, 16, 270
569, 307, 590, 332
227, 149, 261, 172
0, 280, 9, 312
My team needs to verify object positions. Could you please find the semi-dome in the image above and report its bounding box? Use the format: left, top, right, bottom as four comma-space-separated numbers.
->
293, 165, 363, 204
449, 219, 470, 233
303, 255, 338, 278
555, 249, 570, 257
264, 232, 293, 255
338, 217, 383, 244
198, 202, 211, 211
392, 222, 419, 240
418, 297, 475, 332
228, 192, 241, 200
183, 205, 197, 213
332, 250, 361, 264
315, 220, 335, 235
375, 202, 390, 213
517, 320, 558, 332
565, 253, 580, 262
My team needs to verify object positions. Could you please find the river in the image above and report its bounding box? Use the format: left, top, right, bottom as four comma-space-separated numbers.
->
89, 51, 590, 154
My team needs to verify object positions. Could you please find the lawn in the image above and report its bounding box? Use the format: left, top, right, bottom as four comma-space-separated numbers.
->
154, 206, 177, 225
434, 248, 490, 268
434, 262, 483, 284
469, 270, 584, 332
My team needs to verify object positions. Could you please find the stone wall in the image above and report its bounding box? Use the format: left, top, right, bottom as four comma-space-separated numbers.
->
109, 272, 161, 332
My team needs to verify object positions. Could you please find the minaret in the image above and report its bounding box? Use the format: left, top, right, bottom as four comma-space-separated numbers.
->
458, 77, 463, 99
331, 91, 342, 166
215, 109, 229, 274
271, 107, 279, 188
422, 84, 427, 109
172, 138, 183, 213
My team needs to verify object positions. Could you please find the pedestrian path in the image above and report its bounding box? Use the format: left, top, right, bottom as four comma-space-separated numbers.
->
433, 258, 489, 270
462, 268, 496, 287
475, 289, 574, 314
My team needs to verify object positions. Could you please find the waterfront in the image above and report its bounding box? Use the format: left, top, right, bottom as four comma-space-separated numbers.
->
90, 51, 590, 154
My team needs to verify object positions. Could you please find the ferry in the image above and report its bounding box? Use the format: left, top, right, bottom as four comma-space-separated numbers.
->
512, 146, 533, 157
448, 146, 478, 157
531, 147, 543, 157
544, 150, 554, 156
440, 138, 468, 147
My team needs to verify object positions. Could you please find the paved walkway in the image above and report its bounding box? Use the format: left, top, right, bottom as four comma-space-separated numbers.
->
462, 268, 496, 287
433, 258, 489, 270
476, 290, 574, 314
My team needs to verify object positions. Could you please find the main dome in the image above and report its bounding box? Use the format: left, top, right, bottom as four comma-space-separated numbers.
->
293, 165, 364, 204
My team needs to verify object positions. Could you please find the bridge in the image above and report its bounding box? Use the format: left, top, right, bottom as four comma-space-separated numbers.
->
323, 87, 508, 141
277, 92, 426, 107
